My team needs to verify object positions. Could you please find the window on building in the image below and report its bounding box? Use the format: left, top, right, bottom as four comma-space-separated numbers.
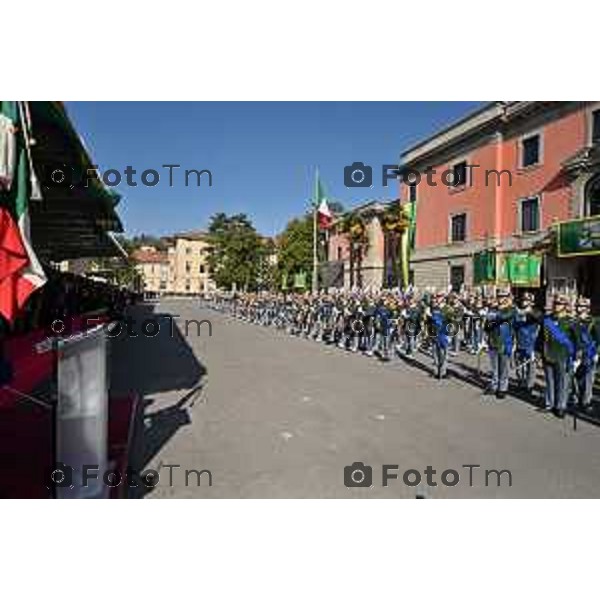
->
450, 265, 465, 293
185, 247, 192, 255
450, 213, 467, 242
409, 183, 417, 202
185, 262, 191, 273
520, 197, 540, 232
199, 264, 205, 274
586, 176, 600, 216
185, 280, 191, 292
592, 109, 600, 144
521, 134, 540, 167
337, 247, 342, 261
451, 161, 468, 187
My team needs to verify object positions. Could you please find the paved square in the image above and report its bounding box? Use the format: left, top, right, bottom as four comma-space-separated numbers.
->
111, 299, 600, 498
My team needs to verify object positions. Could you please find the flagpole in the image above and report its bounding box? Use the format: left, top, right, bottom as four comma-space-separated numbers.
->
312, 169, 318, 293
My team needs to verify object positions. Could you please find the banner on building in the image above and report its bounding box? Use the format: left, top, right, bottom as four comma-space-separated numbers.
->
557, 215, 600, 257
473, 250, 496, 284
498, 252, 542, 287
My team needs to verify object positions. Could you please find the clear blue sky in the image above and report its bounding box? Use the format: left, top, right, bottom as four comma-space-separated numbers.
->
66, 102, 483, 237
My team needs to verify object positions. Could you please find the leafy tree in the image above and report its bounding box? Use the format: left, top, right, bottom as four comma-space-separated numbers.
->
256, 237, 278, 291
276, 214, 313, 286
206, 212, 264, 291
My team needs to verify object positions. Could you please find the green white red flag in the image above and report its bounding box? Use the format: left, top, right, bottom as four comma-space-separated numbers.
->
0, 101, 46, 323
314, 173, 332, 229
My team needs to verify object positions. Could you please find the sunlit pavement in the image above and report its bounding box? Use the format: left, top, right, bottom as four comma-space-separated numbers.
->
111, 299, 600, 498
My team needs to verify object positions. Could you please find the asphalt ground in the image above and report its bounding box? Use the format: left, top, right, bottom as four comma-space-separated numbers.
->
110, 299, 600, 498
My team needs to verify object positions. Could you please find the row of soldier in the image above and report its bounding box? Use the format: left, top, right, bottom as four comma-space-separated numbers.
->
205, 288, 600, 419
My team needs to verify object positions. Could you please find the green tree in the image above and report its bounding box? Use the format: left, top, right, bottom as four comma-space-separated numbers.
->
256, 237, 278, 291
206, 212, 263, 291
276, 214, 313, 287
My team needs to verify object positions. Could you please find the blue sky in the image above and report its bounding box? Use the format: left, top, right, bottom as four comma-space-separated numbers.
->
66, 102, 483, 237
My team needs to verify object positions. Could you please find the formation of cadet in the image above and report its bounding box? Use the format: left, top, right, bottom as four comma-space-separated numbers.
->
206, 288, 600, 419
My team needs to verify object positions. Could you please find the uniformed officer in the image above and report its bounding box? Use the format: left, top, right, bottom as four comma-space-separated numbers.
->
542, 294, 576, 418
513, 292, 541, 394
485, 289, 516, 399
401, 295, 421, 356
427, 291, 451, 379
447, 293, 465, 356
572, 296, 599, 413
373, 295, 392, 361
363, 294, 377, 356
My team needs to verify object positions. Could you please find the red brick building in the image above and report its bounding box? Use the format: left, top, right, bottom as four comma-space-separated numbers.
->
399, 101, 600, 305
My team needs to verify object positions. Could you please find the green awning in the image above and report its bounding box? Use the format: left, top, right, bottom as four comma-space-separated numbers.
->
23, 101, 123, 260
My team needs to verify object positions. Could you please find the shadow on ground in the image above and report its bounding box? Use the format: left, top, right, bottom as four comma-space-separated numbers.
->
109, 303, 206, 497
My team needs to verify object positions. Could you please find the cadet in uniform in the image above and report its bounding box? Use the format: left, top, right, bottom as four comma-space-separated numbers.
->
485, 289, 516, 399
542, 294, 576, 418
513, 292, 541, 394
572, 296, 599, 413
427, 292, 452, 379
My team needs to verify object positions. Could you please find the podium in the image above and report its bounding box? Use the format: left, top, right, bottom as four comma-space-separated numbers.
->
0, 317, 138, 499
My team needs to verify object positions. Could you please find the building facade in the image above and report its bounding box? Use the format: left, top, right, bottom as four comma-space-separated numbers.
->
132, 246, 169, 295
327, 200, 396, 290
399, 101, 600, 306
134, 232, 216, 296
166, 231, 215, 295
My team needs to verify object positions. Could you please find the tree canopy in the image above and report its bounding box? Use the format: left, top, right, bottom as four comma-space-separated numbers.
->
206, 212, 265, 291
276, 214, 313, 282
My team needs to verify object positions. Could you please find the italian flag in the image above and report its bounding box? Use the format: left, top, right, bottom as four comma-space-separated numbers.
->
315, 173, 333, 229
0, 101, 46, 323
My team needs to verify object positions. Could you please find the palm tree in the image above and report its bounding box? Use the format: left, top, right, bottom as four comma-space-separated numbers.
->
340, 212, 369, 288
380, 202, 412, 288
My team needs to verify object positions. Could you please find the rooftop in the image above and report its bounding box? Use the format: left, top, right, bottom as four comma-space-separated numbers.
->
168, 230, 209, 241
132, 249, 169, 264
400, 102, 504, 165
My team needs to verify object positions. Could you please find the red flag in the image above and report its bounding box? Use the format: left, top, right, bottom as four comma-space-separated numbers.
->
317, 199, 333, 229
0, 206, 30, 322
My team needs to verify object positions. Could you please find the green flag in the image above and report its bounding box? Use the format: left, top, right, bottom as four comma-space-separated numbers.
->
294, 271, 307, 289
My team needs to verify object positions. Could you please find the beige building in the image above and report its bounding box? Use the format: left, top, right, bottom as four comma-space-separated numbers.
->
132, 246, 169, 295
133, 232, 215, 295
165, 231, 215, 295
